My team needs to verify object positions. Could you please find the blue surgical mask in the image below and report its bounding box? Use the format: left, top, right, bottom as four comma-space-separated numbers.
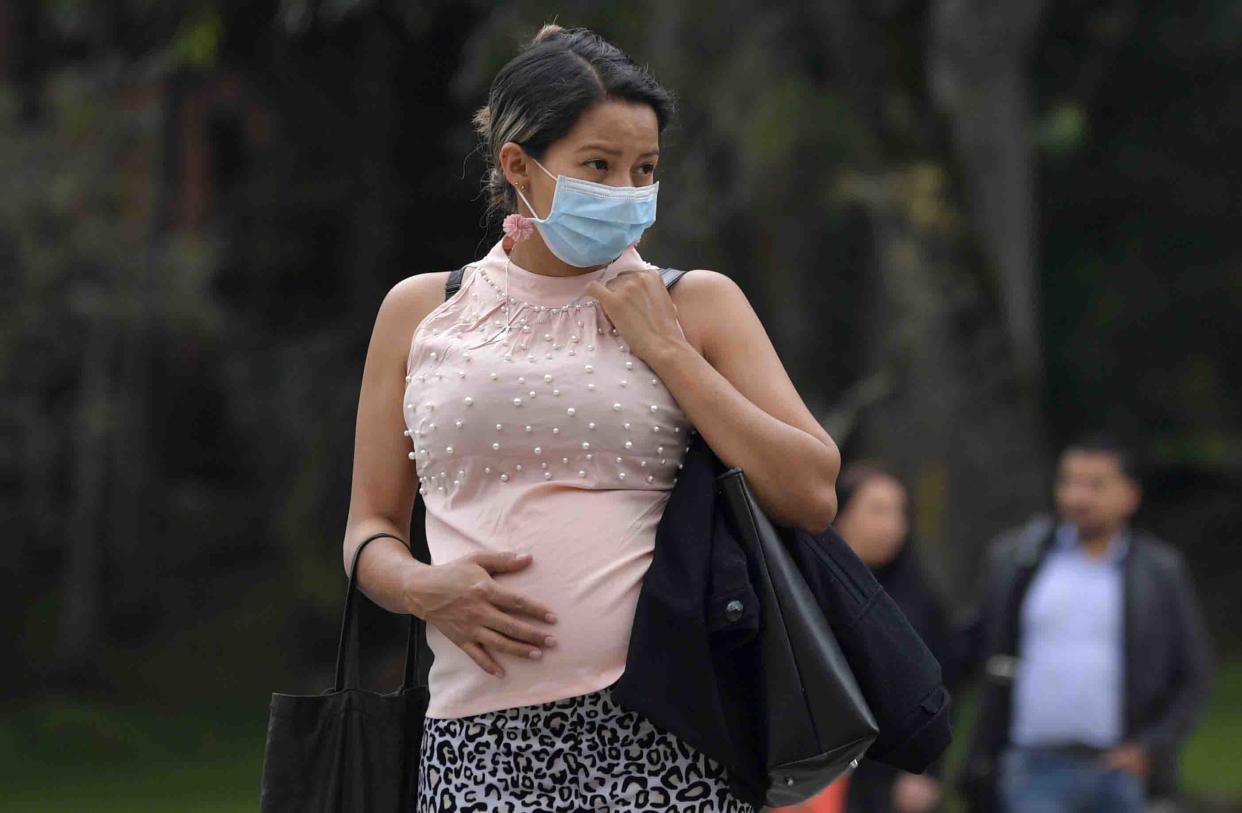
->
514, 157, 659, 267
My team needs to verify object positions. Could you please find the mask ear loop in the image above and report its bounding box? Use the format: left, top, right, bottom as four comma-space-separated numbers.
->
511, 157, 557, 222
498, 176, 543, 348
511, 186, 542, 225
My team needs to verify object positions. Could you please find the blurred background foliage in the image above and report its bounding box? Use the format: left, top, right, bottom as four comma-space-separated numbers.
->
1, 0, 1240, 809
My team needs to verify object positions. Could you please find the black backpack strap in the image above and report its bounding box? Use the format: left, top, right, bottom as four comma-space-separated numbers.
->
444, 264, 469, 301
661, 267, 687, 290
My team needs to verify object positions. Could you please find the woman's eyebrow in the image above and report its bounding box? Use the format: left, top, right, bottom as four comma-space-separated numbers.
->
576, 143, 660, 158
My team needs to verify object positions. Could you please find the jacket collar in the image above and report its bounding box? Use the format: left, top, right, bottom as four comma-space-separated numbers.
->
1053, 521, 1132, 565
1015, 515, 1058, 568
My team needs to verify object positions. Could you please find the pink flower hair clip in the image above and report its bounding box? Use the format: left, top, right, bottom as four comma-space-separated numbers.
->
502, 212, 535, 243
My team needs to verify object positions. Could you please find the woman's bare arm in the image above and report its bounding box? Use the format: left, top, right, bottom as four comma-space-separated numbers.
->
341, 272, 448, 613
655, 270, 842, 533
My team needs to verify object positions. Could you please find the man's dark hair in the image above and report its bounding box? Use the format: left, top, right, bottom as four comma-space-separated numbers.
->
1062, 432, 1142, 484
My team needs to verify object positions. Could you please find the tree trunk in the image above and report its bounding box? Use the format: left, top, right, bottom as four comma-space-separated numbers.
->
929, 0, 1048, 391
816, 0, 1053, 592
55, 321, 112, 684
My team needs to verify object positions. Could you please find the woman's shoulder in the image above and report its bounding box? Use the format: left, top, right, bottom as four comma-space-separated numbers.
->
369, 270, 457, 355
390, 268, 456, 298
381, 269, 453, 319
662, 268, 750, 355
662, 268, 740, 297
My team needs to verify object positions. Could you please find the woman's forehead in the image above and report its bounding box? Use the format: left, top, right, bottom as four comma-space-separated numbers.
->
558, 100, 660, 152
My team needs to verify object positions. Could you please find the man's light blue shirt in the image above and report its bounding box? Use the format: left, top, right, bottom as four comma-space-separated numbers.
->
1010, 522, 1129, 748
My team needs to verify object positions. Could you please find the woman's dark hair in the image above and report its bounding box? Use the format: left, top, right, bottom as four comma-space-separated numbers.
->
836, 460, 907, 516
473, 24, 676, 219
837, 461, 922, 591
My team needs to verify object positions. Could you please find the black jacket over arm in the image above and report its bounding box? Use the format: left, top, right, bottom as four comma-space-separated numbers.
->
612, 430, 952, 808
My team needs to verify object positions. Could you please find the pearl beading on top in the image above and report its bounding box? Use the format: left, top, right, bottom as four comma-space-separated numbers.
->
403, 247, 693, 497
478, 265, 600, 311
403, 363, 691, 493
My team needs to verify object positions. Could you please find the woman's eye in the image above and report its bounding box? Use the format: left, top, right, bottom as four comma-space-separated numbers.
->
637, 163, 657, 176
584, 159, 608, 171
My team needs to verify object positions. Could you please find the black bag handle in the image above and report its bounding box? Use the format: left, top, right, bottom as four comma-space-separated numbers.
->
333, 531, 423, 692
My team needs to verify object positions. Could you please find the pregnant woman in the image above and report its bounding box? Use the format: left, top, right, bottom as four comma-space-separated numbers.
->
342, 23, 843, 812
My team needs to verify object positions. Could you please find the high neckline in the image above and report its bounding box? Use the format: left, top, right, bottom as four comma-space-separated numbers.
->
476, 238, 652, 307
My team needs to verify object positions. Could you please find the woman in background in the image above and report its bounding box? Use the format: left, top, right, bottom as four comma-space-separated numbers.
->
833, 461, 955, 813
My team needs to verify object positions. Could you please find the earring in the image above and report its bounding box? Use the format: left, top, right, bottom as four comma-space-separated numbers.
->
503, 184, 535, 243
503, 212, 535, 243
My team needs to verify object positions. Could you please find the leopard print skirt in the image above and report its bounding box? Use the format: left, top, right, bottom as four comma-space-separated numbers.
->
415, 681, 756, 812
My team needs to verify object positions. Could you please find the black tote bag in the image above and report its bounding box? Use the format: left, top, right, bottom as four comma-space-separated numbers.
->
258, 531, 429, 813
659, 267, 880, 806
716, 461, 880, 807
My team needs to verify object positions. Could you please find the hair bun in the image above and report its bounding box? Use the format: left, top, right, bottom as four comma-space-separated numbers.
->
533, 24, 564, 44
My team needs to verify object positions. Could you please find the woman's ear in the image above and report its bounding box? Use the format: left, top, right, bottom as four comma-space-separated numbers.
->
498, 142, 533, 195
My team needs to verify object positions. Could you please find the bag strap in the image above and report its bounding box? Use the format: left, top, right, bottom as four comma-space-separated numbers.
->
333, 531, 423, 692
445, 264, 468, 299
661, 267, 688, 289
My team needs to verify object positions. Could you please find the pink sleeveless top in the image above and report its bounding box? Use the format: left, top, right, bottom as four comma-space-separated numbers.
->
403, 238, 692, 718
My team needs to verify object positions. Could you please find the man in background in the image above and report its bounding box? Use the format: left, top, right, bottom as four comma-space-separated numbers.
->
957, 434, 1213, 812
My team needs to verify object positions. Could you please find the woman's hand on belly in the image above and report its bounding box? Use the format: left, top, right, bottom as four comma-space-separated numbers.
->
405, 551, 559, 678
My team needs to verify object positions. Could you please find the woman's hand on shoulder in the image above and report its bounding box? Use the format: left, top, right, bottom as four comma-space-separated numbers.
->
589, 266, 775, 366
585, 269, 690, 364
584, 266, 754, 365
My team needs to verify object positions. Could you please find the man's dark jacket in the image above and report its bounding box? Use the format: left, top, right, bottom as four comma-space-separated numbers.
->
611, 430, 953, 807
956, 515, 1214, 811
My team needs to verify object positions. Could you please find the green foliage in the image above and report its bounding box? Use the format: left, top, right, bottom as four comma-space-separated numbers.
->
1182, 660, 1242, 798
0, 70, 225, 349
0, 699, 266, 812
172, 7, 223, 69
1035, 101, 1087, 157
